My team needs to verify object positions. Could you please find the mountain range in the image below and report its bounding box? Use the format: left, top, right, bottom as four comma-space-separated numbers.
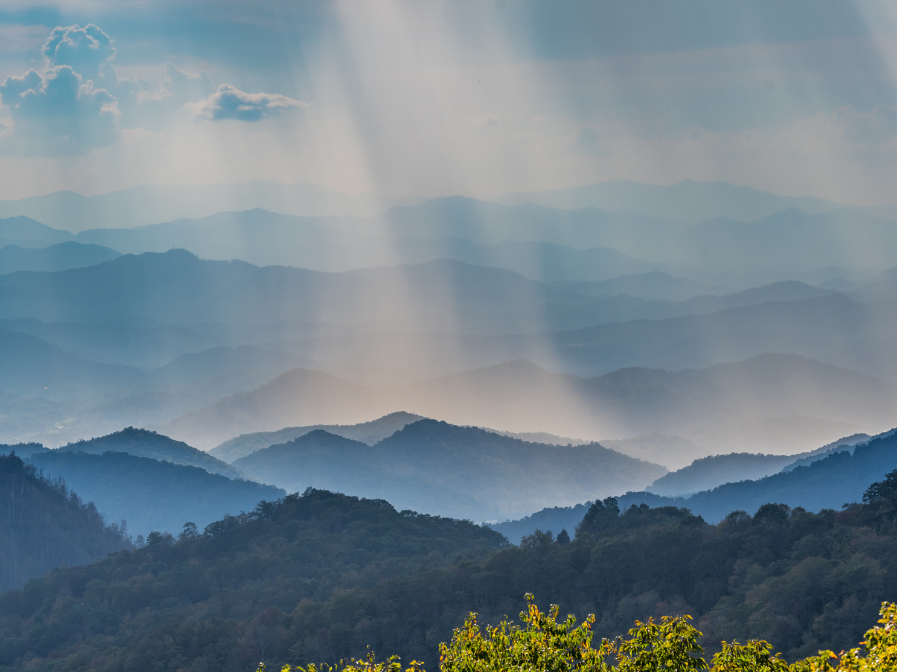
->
163, 354, 897, 454
231, 419, 667, 521
495, 427, 897, 540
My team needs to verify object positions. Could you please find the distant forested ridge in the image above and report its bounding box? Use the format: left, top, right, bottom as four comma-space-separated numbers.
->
3, 473, 897, 671
27, 450, 284, 537
0, 453, 130, 593
210, 411, 424, 463
233, 419, 666, 521
58, 426, 243, 478
497, 428, 897, 540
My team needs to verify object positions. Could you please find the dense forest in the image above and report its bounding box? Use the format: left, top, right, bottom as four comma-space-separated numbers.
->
0, 453, 130, 593
2, 472, 897, 671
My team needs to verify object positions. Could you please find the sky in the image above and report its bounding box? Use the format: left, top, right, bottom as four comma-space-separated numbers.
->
0, 0, 896, 204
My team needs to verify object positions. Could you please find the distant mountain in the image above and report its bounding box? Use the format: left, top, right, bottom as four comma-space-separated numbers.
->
57, 427, 243, 478
596, 434, 705, 471
73, 208, 662, 282
165, 354, 897, 454
0, 250, 601, 334
0, 453, 130, 592
541, 292, 897, 377
657, 429, 897, 522
0, 182, 417, 232
1, 249, 889, 361
0, 317, 206, 370
488, 429, 589, 446
564, 272, 722, 301
0, 328, 144, 397
680, 208, 897, 276
646, 452, 801, 497
490, 491, 683, 543
498, 179, 845, 223
501, 428, 897, 535
149, 345, 316, 384
210, 411, 425, 463
780, 432, 876, 472
28, 450, 284, 536
233, 419, 667, 521
0, 215, 72, 247
0, 242, 120, 274
488, 502, 593, 545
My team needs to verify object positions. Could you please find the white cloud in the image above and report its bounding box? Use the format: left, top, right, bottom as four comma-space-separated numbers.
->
42, 24, 116, 85
187, 84, 308, 121
0, 65, 119, 155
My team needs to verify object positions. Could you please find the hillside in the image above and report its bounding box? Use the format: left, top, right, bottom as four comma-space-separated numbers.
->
0, 215, 72, 247
501, 429, 897, 536
670, 429, 897, 522
499, 179, 843, 222
0, 453, 130, 593
149, 345, 316, 384
0, 328, 144, 398
646, 452, 800, 496
28, 451, 284, 536
233, 419, 667, 521
59, 427, 243, 478
210, 411, 424, 463
0, 242, 120, 274
3, 474, 897, 669
167, 354, 897, 455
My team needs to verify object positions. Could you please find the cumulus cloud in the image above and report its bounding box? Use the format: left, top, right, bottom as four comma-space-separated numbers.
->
187, 84, 307, 121
42, 24, 116, 85
0, 65, 119, 155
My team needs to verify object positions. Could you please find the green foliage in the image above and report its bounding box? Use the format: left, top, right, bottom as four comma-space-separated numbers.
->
439, 594, 613, 672
5, 471, 897, 671
274, 598, 897, 672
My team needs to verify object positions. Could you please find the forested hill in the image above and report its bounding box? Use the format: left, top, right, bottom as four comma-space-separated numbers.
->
28, 450, 284, 537
0, 489, 505, 671
0, 453, 130, 593
234, 419, 666, 521
4, 475, 897, 671
58, 427, 243, 478
497, 428, 897, 540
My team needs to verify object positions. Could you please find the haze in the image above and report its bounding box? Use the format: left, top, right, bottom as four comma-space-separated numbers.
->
1, 1, 897, 497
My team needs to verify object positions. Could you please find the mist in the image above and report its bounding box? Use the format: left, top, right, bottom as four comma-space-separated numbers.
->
1, 1, 897, 512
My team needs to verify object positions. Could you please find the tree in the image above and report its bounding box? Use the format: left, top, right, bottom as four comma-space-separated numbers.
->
266, 598, 897, 672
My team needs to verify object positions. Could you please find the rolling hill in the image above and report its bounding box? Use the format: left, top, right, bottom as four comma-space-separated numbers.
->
0, 453, 130, 592
498, 179, 846, 222
28, 450, 284, 536
498, 428, 897, 538
58, 427, 243, 478
233, 419, 667, 521
645, 452, 801, 497
0, 241, 120, 274
165, 354, 897, 454
210, 411, 425, 463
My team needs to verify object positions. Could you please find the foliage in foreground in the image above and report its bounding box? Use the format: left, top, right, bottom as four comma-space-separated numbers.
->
270, 595, 897, 672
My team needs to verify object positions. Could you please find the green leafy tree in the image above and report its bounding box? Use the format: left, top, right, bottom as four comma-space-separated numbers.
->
270, 598, 897, 672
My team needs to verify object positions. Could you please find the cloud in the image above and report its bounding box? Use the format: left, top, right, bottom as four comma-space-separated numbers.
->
187, 84, 307, 121
42, 24, 116, 85
0, 65, 119, 155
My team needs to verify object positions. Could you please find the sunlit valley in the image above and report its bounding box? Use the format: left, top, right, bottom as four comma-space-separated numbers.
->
2, 2, 897, 671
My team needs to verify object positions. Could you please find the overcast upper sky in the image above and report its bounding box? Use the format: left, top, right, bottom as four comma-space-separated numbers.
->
0, 0, 896, 204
